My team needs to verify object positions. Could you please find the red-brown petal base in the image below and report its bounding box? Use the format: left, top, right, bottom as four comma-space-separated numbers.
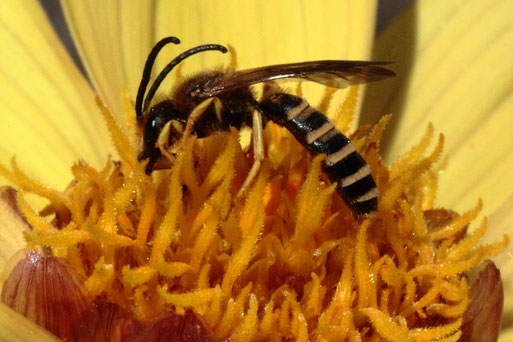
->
135, 311, 218, 342
1, 251, 89, 341
461, 260, 504, 342
1, 251, 218, 341
70, 299, 141, 342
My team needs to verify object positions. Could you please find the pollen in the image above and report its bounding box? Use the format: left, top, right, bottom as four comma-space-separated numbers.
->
0, 85, 508, 341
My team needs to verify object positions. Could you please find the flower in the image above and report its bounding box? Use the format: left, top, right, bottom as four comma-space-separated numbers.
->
0, 0, 512, 341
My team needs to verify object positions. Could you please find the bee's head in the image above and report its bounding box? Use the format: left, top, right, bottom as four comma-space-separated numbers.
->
135, 37, 228, 173
136, 38, 227, 121
138, 100, 184, 174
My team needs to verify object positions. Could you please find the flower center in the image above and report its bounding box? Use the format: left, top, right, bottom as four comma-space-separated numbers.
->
0, 86, 508, 341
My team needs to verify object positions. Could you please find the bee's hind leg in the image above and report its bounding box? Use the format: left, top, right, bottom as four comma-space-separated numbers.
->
237, 108, 264, 199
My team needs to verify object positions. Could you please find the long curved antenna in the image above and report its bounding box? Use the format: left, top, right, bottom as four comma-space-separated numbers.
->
142, 44, 228, 114
136, 36, 181, 120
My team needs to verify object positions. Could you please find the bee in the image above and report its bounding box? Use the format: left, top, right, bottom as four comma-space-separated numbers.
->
136, 36, 394, 217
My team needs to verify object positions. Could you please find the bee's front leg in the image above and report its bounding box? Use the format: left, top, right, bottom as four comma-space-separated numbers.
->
181, 97, 223, 141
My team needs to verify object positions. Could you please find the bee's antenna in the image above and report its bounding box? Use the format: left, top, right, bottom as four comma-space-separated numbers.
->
142, 44, 228, 114
136, 36, 181, 120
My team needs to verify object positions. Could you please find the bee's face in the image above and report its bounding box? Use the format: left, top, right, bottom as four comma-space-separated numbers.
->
139, 101, 179, 165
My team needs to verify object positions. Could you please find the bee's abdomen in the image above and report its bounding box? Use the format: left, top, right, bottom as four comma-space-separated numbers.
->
260, 93, 378, 216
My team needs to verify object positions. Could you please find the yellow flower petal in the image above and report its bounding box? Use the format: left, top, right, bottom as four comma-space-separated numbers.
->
0, 303, 58, 342
361, 0, 513, 216
500, 327, 513, 342
486, 194, 513, 334
154, 0, 376, 65
0, 0, 112, 192
0, 188, 29, 272
154, 0, 377, 119
61, 0, 154, 116
62, 0, 377, 118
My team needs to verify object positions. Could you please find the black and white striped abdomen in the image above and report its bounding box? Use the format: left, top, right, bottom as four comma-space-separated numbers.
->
260, 93, 378, 216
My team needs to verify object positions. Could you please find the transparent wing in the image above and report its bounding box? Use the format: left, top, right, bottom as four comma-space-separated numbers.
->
195, 60, 395, 97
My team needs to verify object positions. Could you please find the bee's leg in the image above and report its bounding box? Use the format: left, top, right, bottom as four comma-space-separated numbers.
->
156, 120, 178, 162
237, 108, 264, 198
181, 97, 223, 143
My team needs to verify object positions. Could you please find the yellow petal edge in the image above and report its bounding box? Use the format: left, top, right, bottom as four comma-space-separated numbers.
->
0, 0, 113, 199
362, 0, 513, 217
